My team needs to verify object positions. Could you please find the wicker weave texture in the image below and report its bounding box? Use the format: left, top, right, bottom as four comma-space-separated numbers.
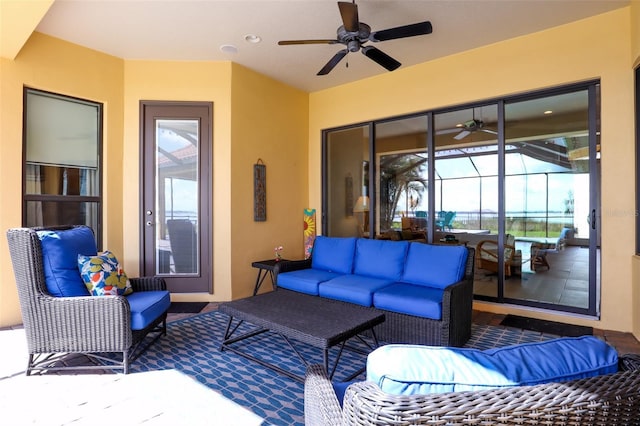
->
6, 226, 168, 374
306, 356, 640, 425
276, 246, 475, 348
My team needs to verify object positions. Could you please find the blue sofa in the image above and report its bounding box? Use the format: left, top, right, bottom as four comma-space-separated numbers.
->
275, 236, 475, 346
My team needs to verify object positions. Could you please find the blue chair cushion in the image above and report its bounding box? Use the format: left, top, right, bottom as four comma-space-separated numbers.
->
332, 380, 357, 408
402, 243, 468, 289
318, 274, 394, 307
277, 269, 343, 295
373, 283, 444, 320
367, 336, 618, 396
353, 239, 409, 281
37, 226, 97, 297
311, 236, 357, 274
126, 290, 171, 330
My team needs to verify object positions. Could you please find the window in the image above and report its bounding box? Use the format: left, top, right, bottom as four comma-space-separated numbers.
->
322, 81, 600, 316
23, 88, 102, 243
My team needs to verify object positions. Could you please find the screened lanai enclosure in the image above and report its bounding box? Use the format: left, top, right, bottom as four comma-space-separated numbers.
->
323, 81, 600, 317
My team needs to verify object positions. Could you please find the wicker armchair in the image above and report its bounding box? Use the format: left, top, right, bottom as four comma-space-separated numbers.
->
305, 355, 640, 425
6, 226, 169, 375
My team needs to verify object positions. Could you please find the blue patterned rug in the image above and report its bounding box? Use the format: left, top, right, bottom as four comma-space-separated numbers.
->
129, 311, 559, 426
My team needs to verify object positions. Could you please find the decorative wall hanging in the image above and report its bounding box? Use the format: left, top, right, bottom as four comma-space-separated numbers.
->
254, 159, 266, 221
303, 208, 317, 260
345, 173, 354, 217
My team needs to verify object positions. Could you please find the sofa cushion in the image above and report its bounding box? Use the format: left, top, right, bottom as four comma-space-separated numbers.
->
78, 250, 134, 296
37, 227, 97, 297
319, 275, 395, 307
277, 269, 343, 295
353, 239, 409, 281
311, 236, 357, 274
402, 243, 468, 289
126, 290, 171, 330
373, 283, 444, 320
367, 336, 618, 396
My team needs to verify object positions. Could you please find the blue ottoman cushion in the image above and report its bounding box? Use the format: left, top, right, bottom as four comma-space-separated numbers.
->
367, 336, 618, 395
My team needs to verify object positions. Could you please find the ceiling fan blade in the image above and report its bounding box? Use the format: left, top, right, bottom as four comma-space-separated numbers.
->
317, 49, 348, 75
481, 128, 498, 135
338, 1, 359, 32
361, 46, 401, 71
278, 39, 339, 45
454, 130, 471, 140
436, 128, 462, 135
370, 21, 433, 42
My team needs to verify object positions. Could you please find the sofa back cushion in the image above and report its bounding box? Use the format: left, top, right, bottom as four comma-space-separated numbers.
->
353, 239, 409, 281
37, 226, 97, 297
402, 243, 468, 289
367, 336, 618, 396
311, 236, 357, 274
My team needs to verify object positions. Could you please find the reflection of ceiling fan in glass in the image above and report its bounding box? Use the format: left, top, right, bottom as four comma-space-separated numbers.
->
451, 119, 498, 140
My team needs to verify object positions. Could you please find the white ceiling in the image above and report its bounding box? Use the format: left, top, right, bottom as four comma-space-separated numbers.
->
35, 0, 629, 93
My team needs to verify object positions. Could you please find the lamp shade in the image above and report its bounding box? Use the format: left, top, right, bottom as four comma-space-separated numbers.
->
353, 196, 370, 212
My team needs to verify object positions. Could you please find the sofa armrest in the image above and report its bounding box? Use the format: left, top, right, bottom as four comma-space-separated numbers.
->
305, 364, 344, 426
130, 276, 167, 292
439, 247, 475, 346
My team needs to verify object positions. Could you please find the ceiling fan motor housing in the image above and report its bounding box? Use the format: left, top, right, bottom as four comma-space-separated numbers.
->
337, 23, 371, 52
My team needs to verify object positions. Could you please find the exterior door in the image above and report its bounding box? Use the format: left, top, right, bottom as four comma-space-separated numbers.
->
140, 101, 212, 293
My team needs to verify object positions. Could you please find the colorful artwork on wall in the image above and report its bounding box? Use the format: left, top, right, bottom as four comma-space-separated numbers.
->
303, 208, 316, 260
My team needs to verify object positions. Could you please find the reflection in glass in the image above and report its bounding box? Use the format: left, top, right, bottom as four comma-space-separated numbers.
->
155, 119, 200, 275
325, 125, 370, 237
375, 116, 428, 238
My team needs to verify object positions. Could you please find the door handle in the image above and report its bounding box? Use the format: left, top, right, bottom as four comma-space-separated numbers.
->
591, 209, 596, 230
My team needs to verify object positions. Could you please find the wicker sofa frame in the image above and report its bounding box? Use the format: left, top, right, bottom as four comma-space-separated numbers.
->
6, 226, 168, 375
305, 355, 640, 425
275, 247, 475, 347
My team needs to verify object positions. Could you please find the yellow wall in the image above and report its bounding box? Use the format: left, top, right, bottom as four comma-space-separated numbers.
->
630, 0, 640, 337
0, 32, 125, 326
230, 63, 309, 299
309, 8, 636, 334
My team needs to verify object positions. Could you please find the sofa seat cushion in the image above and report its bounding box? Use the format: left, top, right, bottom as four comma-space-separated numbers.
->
38, 227, 98, 297
353, 239, 409, 281
402, 243, 468, 289
318, 275, 394, 307
126, 290, 171, 330
277, 269, 343, 295
373, 283, 444, 320
367, 336, 618, 396
311, 236, 357, 274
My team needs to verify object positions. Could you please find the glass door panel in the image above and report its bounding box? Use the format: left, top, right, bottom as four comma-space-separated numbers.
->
155, 119, 200, 276
324, 125, 370, 237
504, 89, 596, 313
375, 115, 428, 240
435, 105, 499, 297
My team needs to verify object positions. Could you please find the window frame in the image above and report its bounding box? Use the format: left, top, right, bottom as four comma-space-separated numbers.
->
22, 87, 103, 246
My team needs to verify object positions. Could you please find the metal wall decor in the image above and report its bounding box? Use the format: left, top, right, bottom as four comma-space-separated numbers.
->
254, 159, 266, 221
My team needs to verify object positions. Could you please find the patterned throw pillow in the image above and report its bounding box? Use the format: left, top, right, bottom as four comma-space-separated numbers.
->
78, 251, 133, 296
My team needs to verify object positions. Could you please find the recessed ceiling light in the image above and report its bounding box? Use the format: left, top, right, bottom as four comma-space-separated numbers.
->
244, 34, 262, 44
220, 44, 238, 54
544, 110, 553, 115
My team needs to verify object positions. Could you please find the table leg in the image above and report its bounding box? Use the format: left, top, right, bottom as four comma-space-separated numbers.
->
253, 269, 269, 296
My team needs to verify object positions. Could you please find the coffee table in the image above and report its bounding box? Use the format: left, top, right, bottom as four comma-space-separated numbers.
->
218, 289, 385, 383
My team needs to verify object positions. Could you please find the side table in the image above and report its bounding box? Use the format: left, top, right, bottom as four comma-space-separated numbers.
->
251, 259, 287, 295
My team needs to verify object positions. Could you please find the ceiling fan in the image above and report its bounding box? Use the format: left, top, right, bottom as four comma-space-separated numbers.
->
451, 119, 498, 140
277, 1, 433, 76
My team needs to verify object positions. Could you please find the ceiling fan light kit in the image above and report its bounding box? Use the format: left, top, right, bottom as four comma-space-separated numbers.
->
278, 1, 432, 76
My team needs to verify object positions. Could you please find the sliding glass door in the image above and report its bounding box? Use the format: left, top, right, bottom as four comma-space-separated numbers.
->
322, 81, 600, 317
